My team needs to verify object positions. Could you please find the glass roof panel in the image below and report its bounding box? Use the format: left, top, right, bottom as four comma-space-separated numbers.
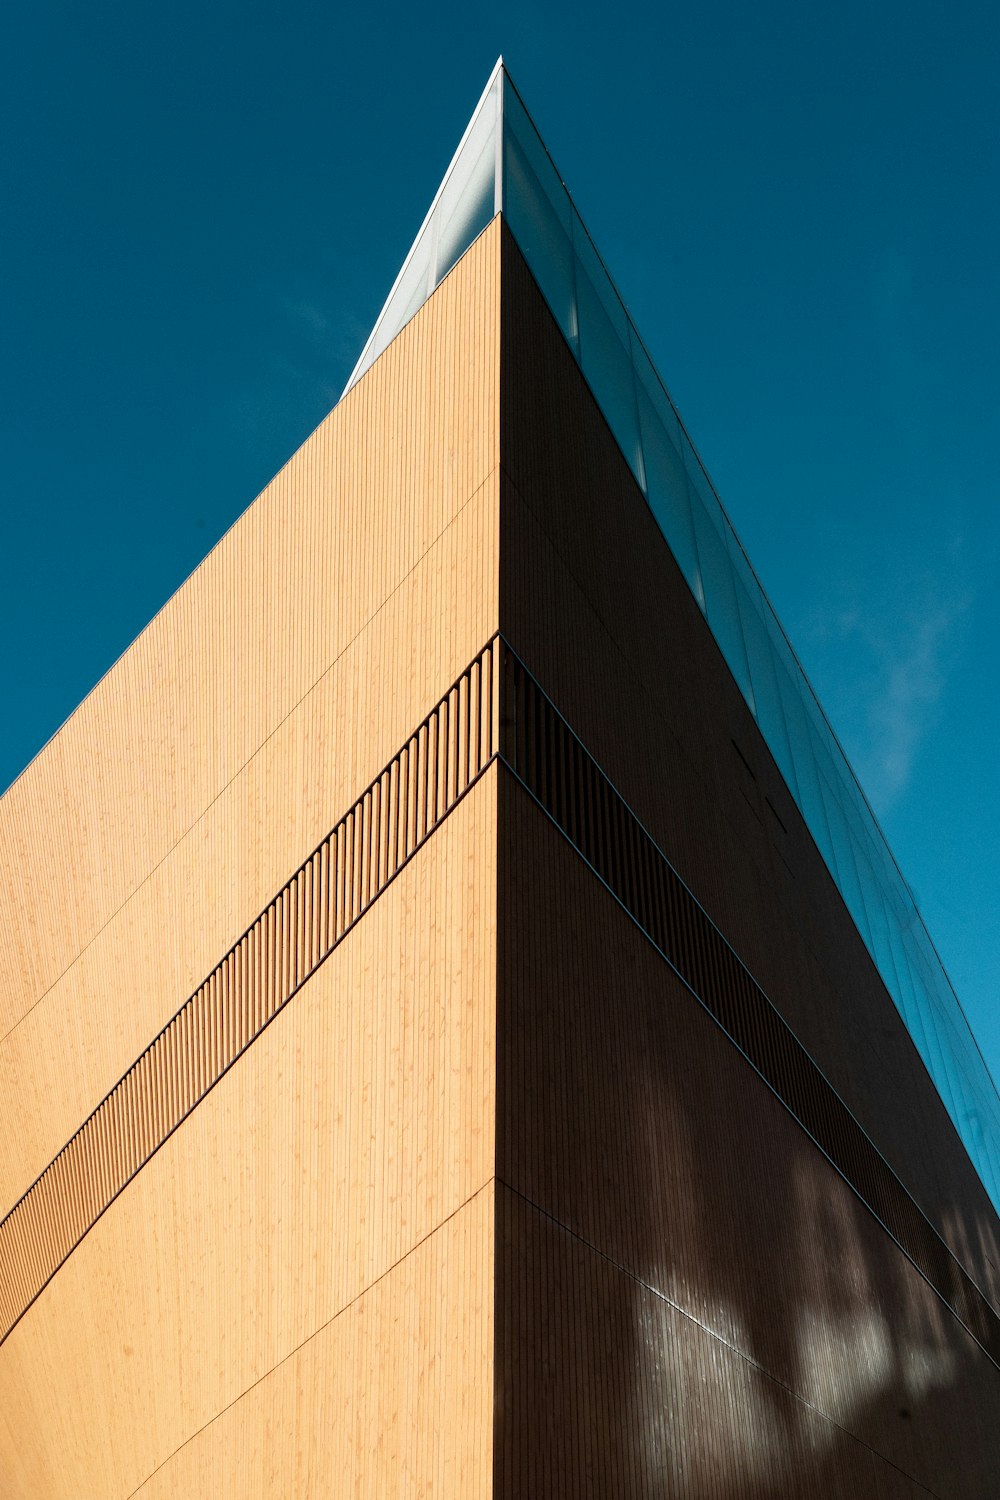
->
341, 62, 502, 395
341, 62, 1000, 1218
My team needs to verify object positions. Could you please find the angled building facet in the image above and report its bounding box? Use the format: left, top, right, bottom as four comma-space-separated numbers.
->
2, 63, 999, 1497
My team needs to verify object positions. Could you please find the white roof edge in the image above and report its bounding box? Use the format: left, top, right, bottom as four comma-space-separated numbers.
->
341, 58, 506, 397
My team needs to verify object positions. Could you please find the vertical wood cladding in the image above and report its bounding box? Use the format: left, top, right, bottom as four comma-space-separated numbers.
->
135, 1189, 495, 1500
0, 220, 500, 1200
495, 1186, 927, 1499
4, 208, 998, 1500
0, 479, 499, 1217
0, 774, 497, 1499
499, 644, 1000, 1365
0, 640, 500, 1348
496, 773, 1000, 1497
497, 220, 1000, 1495
498, 220, 1000, 1304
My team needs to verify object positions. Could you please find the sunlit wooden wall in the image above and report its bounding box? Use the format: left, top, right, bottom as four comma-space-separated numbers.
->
0, 224, 499, 1220
0, 222, 501, 1497
4, 209, 999, 1500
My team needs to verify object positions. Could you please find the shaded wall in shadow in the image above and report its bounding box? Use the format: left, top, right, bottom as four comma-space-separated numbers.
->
495, 774, 1000, 1497
498, 222, 1000, 1318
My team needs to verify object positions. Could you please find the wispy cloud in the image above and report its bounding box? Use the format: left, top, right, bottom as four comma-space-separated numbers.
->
804, 543, 972, 815
862, 595, 967, 809
280, 295, 332, 337
225, 277, 354, 456
278, 283, 375, 389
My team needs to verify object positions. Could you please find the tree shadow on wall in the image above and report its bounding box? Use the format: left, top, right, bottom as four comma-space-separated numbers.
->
495, 783, 1000, 1498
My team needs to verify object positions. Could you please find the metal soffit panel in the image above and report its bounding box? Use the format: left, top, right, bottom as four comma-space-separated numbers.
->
341, 60, 1000, 1214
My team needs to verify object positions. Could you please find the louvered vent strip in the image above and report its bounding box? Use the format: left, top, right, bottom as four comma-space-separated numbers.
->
0, 637, 501, 1347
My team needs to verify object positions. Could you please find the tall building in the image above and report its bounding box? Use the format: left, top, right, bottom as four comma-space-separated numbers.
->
2, 61, 998, 1496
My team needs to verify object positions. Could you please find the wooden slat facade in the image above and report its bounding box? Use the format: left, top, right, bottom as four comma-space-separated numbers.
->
496, 221, 1000, 1495
0, 640, 501, 1346
0, 221, 499, 1211
496, 774, 1000, 1496
0, 224, 501, 1497
0, 776, 497, 1495
2, 213, 998, 1496
497, 642, 1000, 1364
498, 224, 1000, 1303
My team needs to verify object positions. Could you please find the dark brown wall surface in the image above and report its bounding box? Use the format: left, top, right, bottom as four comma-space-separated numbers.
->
497, 222, 1000, 1307
496, 772, 1000, 1496
496, 222, 1000, 1493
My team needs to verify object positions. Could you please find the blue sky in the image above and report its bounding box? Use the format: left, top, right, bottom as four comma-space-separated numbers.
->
2, 2, 998, 1093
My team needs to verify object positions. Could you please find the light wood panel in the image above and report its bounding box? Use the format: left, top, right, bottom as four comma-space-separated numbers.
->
0, 769, 496, 1498
0, 488, 498, 1215
0, 640, 500, 1343
0, 219, 501, 1041
134, 1188, 494, 1500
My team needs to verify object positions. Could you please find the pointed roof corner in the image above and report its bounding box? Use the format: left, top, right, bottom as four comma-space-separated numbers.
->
341, 62, 506, 397
340, 63, 1000, 1214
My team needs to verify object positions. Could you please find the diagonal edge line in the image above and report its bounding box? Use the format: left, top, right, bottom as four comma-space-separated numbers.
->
0, 638, 502, 1344
496, 1179, 949, 1500
0, 465, 500, 1049
125, 1177, 498, 1498
494, 642, 1000, 1370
